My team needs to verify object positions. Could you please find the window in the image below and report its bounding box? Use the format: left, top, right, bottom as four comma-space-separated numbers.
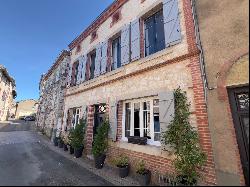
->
71, 61, 79, 86
89, 51, 96, 80
111, 36, 121, 70
144, 9, 165, 57
72, 108, 81, 129
110, 10, 121, 27
91, 31, 98, 43
123, 98, 160, 146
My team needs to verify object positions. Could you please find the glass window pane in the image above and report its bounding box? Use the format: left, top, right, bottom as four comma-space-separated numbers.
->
154, 99, 160, 141
90, 52, 96, 79
134, 102, 140, 137
154, 133, 160, 142
155, 10, 165, 52
143, 110, 151, 139
125, 103, 131, 137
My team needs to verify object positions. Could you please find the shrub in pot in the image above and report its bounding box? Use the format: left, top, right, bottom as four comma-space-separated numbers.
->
71, 119, 86, 158
92, 120, 109, 169
68, 128, 74, 154
62, 132, 69, 152
58, 135, 64, 148
136, 160, 151, 186
53, 137, 58, 146
113, 155, 129, 178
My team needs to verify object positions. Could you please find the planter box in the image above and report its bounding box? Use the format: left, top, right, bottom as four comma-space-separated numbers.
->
127, 136, 147, 145
137, 170, 151, 186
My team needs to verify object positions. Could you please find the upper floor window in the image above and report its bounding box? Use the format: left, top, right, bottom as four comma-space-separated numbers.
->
71, 61, 79, 86
110, 10, 121, 27
76, 45, 81, 54
89, 51, 96, 80
90, 30, 98, 43
111, 36, 121, 70
144, 9, 165, 57
123, 98, 160, 146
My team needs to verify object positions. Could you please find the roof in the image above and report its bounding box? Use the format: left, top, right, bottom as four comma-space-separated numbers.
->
41, 50, 70, 82
0, 64, 16, 87
68, 0, 128, 50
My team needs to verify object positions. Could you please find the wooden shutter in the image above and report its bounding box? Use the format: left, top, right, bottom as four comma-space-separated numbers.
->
94, 44, 102, 77
76, 60, 82, 85
80, 55, 87, 83
121, 24, 130, 66
159, 91, 175, 150
67, 63, 72, 87
163, 0, 182, 47
130, 19, 140, 61
101, 41, 108, 74
108, 101, 117, 141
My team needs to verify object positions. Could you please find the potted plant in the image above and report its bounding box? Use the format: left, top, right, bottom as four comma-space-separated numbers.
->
92, 119, 109, 169
62, 132, 69, 151
113, 154, 129, 178
68, 128, 74, 155
163, 88, 207, 186
53, 136, 59, 146
58, 134, 64, 148
71, 119, 85, 158
136, 160, 151, 186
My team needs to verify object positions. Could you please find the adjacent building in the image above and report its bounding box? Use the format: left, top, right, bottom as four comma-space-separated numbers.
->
14, 99, 38, 119
62, 0, 216, 185
36, 50, 70, 140
0, 65, 17, 121
195, 0, 249, 185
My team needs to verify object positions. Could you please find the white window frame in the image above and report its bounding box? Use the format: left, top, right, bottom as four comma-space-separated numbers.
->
72, 108, 81, 129
122, 97, 160, 146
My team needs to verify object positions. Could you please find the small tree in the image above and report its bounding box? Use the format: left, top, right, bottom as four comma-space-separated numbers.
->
163, 88, 207, 185
71, 119, 86, 150
92, 119, 110, 157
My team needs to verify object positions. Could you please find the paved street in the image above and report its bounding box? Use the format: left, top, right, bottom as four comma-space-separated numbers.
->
0, 120, 112, 186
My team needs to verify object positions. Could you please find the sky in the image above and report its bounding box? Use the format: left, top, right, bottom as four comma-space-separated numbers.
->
0, 0, 114, 102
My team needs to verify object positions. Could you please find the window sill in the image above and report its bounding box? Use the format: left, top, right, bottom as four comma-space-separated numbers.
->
105, 67, 124, 78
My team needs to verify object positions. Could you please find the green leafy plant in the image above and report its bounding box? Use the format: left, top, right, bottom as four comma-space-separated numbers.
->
113, 154, 129, 168
62, 132, 69, 145
68, 128, 74, 146
136, 160, 148, 175
92, 119, 110, 157
163, 88, 207, 185
71, 119, 86, 149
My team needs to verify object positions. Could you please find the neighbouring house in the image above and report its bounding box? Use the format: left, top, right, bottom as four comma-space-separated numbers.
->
61, 0, 217, 185
36, 50, 70, 140
0, 65, 17, 121
195, 0, 249, 185
14, 99, 38, 119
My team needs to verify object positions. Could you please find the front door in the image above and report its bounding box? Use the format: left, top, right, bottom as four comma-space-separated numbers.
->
93, 104, 106, 138
228, 86, 249, 185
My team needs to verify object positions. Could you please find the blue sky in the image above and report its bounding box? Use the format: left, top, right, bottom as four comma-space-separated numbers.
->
0, 0, 113, 101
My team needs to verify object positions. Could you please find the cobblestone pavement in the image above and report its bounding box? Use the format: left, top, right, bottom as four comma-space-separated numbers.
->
0, 120, 112, 186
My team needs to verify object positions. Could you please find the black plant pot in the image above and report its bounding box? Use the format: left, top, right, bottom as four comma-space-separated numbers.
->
176, 175, 197, 186
94, 154, 106, 169
53, 138, 58, 146
69, 146, 74, 154
118, 165, 129, 178
63, 144, 68, 151
74, 147, 83, 158
58, 140, 64, 148
137, 170, 151, 186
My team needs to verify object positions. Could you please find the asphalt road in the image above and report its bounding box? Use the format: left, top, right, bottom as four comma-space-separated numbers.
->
0, 120, 112, 186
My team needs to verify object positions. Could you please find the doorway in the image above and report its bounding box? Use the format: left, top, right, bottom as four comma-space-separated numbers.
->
228, 86, 249, 185
93, 104, 107, 138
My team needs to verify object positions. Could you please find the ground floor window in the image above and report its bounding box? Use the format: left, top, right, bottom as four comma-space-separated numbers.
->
72, 108, 81, 129
122, 97, 160, 146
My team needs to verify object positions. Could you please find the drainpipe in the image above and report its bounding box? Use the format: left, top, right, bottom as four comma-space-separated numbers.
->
190, 0, 213, 106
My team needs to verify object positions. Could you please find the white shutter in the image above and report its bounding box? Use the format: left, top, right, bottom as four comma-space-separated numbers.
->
130, 19, 140, 61
159, 91, 175, 150
81, 55, 87, 82
101, 41, 108, 74
94, 44, 102, 77
163, 0, 182, 47
108, 101, 117, 141
121, 24, 131, 66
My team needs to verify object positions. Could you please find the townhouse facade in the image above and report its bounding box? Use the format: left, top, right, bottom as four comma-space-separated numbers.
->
0, 65, 16, 121
14, 99, 38, 119
36, 50, 70, 140
62, 0, 216, 185
195, 0, 249, 185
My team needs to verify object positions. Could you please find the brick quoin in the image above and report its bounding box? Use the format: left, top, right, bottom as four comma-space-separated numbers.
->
183, 0, 217, 185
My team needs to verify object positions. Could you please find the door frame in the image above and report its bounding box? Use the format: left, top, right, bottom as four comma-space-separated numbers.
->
228, 85, 249, 185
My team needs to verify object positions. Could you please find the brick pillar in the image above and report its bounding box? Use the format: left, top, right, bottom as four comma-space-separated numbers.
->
117, 101, 123, 141
86, 105, 94, 155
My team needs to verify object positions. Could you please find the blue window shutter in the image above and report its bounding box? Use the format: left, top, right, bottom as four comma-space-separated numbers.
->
130, 19, 140, 61
121, 24, 130, 66
94, 44, 102, 77
101, 41, 108, 74
108, 101, 117, 141
67, 63, 72, 87
76, 59, 83, 85
159, 91, 175, 150
81, 55, 87, 82
163, 0, 182, 47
